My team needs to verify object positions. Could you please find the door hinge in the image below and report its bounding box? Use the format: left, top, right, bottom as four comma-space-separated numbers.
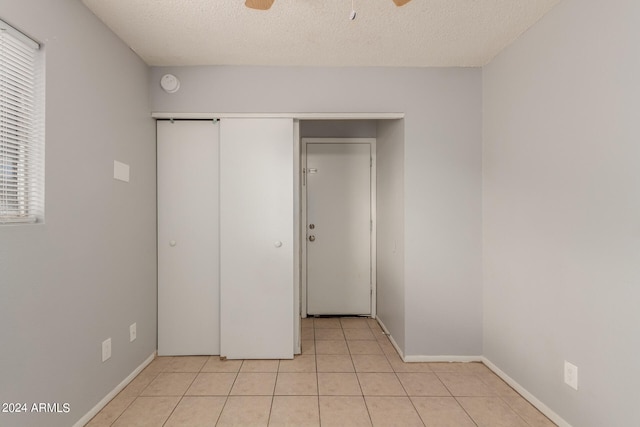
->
370, 157, 373, 167
303, 168, 306, 186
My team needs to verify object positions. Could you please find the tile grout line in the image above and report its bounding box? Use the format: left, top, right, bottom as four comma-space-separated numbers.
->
312, 321, 323, 426
213, 357, 243, 426
391, 351, 427, 427
452, 396, 481, 427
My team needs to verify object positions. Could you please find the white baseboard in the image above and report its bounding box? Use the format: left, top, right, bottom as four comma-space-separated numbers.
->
374, 317, 404, 359
73, 351, 156, 427
404, 355, 483, 363
482, 357, 571, 427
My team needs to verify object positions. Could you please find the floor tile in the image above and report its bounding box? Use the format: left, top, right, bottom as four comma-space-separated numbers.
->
279, 354, 316, 372
428, 362, 468, 373
111, 396, 180, 427
503, 395, 557, 427
377, 340, 399, 357
348, 340, 384, 355
458, 362, 492, 375
341, 318, 370, 329
372, 331, 390, 342
141, 372, 197, 396
318, 373, 363, 396
164, 396, 226, 427
366, 318, 383, 331
201, 356, 243, 373
397, 373, 451, 396
269, 396, 320, 427
216, 396, 272, 427
316, 354, 355, 373
230, 372, 277, 395
314, 317, 342, 328
389, 358, 433, 373
86, 394, 136, 426
315, 340, 349, 355
357, 373, 406, 396
186, 372, 237, 396
302, 328, 315, 340
165, 356, 208, 372
315, 328, 346, 340
364, 396, 424, 427
437, 372, 494, 396
351, 355, 393, 373
411, 397, 476, 427
344, 328, 376, 340
274, 372, 318, 395
89, 317, 554, 427
142, 356, 173, 375
319, 396, 372, 427
118, 370, 159, 397
240, 359, 280, 372
476, 371, 519, 397
301, 340, 315, 355
457, 396, 529, 427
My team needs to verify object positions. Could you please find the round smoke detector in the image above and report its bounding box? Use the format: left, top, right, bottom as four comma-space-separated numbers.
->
160, 74, 180, 93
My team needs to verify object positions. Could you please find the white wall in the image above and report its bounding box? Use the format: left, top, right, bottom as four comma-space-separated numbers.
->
483, 0, 640, 425
0, 1, 156, 426
151, 66, 483, 357
376, 119, 405, 352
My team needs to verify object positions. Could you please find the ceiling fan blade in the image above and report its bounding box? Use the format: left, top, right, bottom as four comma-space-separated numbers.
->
392, 0, 412, 6
245, 0, 275, 10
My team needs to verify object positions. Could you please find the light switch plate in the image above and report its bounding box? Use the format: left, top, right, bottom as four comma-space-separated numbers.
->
114, 161, 130, 182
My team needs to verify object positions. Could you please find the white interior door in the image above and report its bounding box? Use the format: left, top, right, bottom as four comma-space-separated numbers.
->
157, 120, 220, 356
306, 142, 372, 315
220, 118, 294, 359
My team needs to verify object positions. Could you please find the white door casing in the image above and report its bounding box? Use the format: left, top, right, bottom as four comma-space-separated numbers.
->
220, 118, 294, 359
157, 120, 220, 356
303, 139, 376, 316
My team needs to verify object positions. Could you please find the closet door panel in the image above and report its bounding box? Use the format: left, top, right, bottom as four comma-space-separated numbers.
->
157, 120, 220, 356
220, 118, 294, 359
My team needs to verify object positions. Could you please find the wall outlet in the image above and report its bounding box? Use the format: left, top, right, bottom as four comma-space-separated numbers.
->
102, 338, 112, 362
564, 360, 578, 390
113, 160, 130, 182
130, 323, 137, 342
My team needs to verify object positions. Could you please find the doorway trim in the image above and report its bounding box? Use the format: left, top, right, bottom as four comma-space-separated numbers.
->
301, 137, 377, 319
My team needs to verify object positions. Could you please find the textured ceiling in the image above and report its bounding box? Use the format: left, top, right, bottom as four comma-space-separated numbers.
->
81, 0, 561, 67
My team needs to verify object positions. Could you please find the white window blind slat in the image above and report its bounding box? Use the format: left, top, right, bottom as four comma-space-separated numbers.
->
0, 18, 43, 224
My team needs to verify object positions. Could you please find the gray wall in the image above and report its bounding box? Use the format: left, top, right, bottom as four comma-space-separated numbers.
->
376, 119, 405, 352
0, 1, 157, 426
300, 120, 377, 138
483, 0, 640, 425
151, 66, 483, 357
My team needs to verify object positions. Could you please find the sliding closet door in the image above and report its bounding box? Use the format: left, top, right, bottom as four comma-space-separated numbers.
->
157, 120, 219, 356
220, 118, 294, 359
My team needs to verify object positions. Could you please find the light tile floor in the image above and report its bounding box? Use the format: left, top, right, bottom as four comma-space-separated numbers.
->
87, 317, 556, 426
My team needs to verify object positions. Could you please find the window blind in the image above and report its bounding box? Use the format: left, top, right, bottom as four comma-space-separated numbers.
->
0, 19, 43, 224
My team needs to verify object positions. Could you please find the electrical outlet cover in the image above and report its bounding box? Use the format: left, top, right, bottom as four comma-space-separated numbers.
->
102, 338, 112, 362
130, 323, 137, 342
564, 361, 578, 390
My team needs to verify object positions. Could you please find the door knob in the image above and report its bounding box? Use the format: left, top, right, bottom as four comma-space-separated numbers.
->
169, 240, 177, 247
308, 235, 315, 242
309, 224, 315, 230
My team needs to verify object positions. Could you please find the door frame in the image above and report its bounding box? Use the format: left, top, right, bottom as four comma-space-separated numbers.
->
300, 138, 377, 318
